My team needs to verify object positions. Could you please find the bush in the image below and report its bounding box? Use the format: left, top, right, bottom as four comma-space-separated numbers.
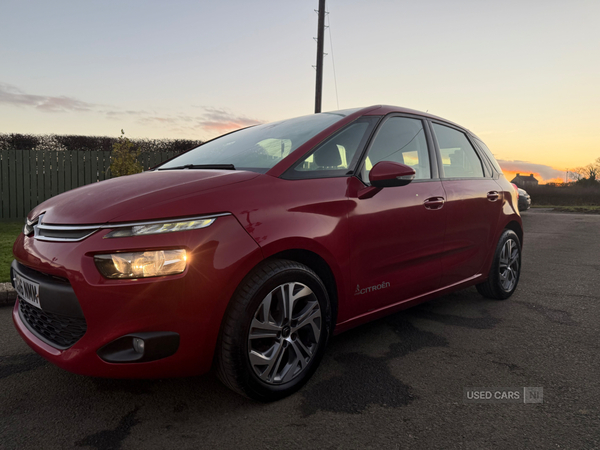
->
54, 134, 115, 152
0, 133, 40, 151
109, 131, 143, 177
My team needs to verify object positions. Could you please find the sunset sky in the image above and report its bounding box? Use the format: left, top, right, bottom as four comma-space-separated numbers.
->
1, 0, 598, 183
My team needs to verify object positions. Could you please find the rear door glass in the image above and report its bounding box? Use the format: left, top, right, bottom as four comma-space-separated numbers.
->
432, 123, 484, 179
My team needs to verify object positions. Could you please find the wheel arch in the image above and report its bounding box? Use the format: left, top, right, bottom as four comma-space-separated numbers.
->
504, 220, 524, 247
264, 248, 339, 329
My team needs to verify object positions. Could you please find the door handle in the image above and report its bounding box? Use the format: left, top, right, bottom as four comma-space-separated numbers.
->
487, 191, 500, 202
424, 197, 445, 210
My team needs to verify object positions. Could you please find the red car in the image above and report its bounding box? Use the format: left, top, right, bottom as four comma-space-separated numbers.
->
12, 105, 523, 401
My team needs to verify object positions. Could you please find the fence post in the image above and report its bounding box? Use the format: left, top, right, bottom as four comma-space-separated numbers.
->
22, 150, 31, 215
57, 151, 65, 194
51, 151, 58, 198
8, 149, 17, 219
91, 150, 98, 183
45, 151, 52, 202
1, 150, 10, 219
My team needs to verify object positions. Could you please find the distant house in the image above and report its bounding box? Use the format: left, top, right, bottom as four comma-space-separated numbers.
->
511, 173, 539, 188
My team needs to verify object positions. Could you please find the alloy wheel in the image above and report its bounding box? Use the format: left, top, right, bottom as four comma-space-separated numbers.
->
498, 238, 520, 292
247, 282, 322, 385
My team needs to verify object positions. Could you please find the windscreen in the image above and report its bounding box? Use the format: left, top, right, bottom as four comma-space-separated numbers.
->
158, 110, 361, 173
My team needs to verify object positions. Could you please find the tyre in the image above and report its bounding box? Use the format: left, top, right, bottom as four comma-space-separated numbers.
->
476, 229, 522, 300
215, 259, 331, 401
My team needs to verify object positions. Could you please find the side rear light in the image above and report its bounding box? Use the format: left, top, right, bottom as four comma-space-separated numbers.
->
511, 183, 519, 192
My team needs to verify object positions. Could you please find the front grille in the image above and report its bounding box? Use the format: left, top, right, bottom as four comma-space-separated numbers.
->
37, 226, 98, 241
29, 213, 99, 242
19, 300, 87, 349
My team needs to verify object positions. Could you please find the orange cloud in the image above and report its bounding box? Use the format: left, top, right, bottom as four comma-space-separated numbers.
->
200, 120, 256, 134
543, 177, 567, 184
197, 107, 262, 136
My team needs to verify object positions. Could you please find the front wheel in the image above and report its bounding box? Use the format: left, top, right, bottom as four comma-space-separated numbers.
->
215, 259, 331, 401
476, 229, 522, 300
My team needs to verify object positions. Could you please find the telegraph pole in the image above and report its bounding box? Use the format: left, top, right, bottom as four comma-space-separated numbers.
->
314, 0, 326, 113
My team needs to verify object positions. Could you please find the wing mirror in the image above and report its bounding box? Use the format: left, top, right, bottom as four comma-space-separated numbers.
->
369, 161, 416, 188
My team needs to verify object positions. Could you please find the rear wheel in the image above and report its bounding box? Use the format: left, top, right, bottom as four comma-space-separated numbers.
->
476, 229, 521, 300
215, 259, 331, 401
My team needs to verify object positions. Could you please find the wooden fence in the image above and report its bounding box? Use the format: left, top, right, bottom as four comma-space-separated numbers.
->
0, 149, 180, 220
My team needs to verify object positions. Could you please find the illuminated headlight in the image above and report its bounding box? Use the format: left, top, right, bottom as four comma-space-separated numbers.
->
94, 249, 187, 279
104, 218, 215, 238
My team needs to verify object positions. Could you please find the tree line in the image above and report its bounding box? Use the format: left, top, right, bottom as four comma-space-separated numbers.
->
569, 157, 600, 187
0, 131, 206, 177
0, 133, 203, 155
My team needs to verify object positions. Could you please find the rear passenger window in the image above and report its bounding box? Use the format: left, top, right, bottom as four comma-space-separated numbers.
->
433, 123, 484, 179
474, 138, 503, 174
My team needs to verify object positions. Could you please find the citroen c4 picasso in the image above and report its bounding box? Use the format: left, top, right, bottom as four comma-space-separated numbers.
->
12, 105, 523, 401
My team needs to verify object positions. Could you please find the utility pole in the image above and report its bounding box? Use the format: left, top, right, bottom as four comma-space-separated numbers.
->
314, 0, 326, 113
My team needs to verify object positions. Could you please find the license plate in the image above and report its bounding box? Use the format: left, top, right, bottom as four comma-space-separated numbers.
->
14, 272, 41, 309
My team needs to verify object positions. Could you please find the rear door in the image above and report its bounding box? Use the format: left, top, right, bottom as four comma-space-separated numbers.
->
348, 115, 447, 314
429, 121, 503, 287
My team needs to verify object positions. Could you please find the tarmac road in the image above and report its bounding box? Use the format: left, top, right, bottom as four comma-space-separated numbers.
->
1, 211, 599, 450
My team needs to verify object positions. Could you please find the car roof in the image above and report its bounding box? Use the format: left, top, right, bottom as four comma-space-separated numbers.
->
343, 105, 478, 139
268, 105, 480, 178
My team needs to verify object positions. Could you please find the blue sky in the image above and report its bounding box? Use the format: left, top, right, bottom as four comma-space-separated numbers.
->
1, 0, 599, 179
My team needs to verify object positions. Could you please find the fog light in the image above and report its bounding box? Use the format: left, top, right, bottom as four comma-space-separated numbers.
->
133, 338, 145, 354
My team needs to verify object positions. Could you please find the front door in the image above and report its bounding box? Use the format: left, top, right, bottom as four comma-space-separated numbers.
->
348, 115, 447, 315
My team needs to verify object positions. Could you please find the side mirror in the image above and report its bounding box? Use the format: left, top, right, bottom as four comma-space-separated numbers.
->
369, 161, 416, 188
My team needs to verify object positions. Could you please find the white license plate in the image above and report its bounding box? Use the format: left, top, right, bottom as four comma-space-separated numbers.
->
14, 272, 41, 309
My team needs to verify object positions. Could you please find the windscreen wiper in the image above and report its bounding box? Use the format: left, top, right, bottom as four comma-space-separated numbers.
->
158, 164, 236, 171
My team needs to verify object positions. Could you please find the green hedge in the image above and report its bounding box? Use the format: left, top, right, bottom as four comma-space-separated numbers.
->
0, 133, 203, 154
527, 184, 600, 206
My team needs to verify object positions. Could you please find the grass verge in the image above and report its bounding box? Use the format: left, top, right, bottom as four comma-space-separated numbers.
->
531, 205, 600, 214
0, 222, 22, 282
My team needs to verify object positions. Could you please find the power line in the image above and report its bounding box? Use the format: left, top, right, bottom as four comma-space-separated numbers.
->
326, 10, 340, 110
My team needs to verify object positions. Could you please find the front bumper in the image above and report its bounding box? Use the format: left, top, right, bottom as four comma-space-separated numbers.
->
12, 260, 87, 349
12, 215, 263, 378
518, 196, 531, 211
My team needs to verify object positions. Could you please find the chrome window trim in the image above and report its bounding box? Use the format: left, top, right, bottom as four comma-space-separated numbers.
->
32, 213, 231, 242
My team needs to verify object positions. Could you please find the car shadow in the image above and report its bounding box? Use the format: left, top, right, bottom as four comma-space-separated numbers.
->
3, 286, 501, 432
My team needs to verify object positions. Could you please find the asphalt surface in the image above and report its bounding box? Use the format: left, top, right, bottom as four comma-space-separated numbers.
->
1, 211, 599, 450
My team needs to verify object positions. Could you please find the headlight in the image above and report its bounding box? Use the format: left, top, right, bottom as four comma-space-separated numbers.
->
23, 216, 38, 236
94, 249, 187, 279
104, 218, 215, 238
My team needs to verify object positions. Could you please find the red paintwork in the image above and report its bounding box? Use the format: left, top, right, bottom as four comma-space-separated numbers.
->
13, 105, 522, 378
13, 215, 263, 377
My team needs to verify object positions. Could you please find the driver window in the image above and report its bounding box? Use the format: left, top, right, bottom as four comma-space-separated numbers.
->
361, 117, 431, 181
286, 117, 378, 179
